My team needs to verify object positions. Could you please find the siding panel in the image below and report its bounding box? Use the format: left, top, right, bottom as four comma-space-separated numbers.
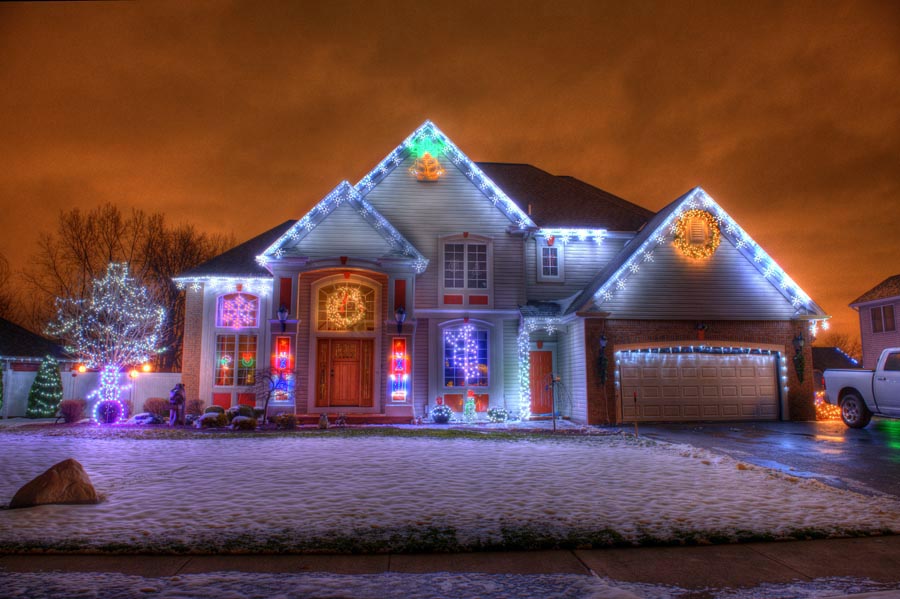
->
525, 237, 630, 301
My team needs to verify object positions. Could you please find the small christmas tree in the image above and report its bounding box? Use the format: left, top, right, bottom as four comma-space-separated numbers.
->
26, 355, 63, 418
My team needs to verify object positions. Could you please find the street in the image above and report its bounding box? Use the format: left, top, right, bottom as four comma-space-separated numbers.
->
639, 418, 900, 498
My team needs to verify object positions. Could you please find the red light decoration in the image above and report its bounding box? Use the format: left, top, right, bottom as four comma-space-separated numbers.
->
390, 337, 409, 401
272, 336, 293, 373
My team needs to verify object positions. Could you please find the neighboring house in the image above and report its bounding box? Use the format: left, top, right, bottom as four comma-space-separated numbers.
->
0, 317, 68, 417
176, 121, 827, 424
850, 275, 900, 369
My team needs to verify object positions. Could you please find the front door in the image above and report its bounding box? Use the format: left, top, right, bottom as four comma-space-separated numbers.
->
529, 350, 554, 415
316, 338, 374, 408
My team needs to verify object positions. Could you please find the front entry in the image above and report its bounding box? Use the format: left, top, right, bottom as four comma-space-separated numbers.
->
529, 350, 554, 415
316, 338, 374, 408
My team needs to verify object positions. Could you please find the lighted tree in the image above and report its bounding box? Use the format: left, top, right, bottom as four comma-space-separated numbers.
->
47, 262, 166, 423
26, 355, 64, 418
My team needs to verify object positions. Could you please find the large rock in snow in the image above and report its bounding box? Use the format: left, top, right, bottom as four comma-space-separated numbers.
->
9, 458, 100, 509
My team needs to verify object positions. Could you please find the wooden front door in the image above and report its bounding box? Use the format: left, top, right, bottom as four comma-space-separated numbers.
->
529, 350, 554, 415
316, 338, 374, 408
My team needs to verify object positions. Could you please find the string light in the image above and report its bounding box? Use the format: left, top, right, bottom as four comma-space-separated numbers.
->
444, 324, 482, 387
538, 229, 606, 244
219, 293, 258, 328
673, 209, 721, 259
325, 286, 367, 328
25, 355, 63, 418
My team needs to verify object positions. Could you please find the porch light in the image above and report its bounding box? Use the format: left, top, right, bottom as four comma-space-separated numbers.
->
395, 306, 407, 335
277, 304, 289, 332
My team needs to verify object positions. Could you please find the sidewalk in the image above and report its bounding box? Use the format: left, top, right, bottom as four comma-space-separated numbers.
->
2, 536, 899, 596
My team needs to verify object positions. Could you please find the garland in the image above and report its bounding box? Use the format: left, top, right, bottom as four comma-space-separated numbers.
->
673, 209, 721, 259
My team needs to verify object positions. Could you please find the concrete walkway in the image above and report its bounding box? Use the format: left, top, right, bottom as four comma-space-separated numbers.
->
2, 536, 899, 596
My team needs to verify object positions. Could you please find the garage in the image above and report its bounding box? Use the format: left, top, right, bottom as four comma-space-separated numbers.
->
618, 350, 780, 422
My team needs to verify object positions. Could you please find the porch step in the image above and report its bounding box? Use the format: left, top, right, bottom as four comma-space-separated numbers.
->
294, 414, 412, 425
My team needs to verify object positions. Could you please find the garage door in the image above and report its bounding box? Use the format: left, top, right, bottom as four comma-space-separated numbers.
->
619, 352, 778, 422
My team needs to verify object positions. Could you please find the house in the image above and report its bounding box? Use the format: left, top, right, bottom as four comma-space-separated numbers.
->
850, 275, 900, 369
175, 121, 827, 424
0, 317, 68, 417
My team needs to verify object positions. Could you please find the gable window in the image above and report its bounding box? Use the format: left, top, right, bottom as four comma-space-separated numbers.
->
536, 239, 564, 282
441, 236, 492, 306
216, 293, 260, 329
442, 323, 489, 388
871, 304, 896, 334
215, 334, 257, 386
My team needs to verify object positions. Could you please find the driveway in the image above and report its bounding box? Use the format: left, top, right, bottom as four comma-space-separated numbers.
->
638, 418, 900, 498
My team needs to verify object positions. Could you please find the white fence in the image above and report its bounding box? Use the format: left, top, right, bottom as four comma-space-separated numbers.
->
1, 368, 183, 418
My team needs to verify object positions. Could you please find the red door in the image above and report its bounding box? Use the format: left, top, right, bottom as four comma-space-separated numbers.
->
529, 351, 554, 415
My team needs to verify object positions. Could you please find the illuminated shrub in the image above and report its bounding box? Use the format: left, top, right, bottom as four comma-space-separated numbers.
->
486, 408, 509, 423
58, 399, 86, 424
143, 397, 169, 419
430, 405, 453, 424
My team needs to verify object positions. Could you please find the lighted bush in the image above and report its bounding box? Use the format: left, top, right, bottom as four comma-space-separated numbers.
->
430, 405, 453, 424
186, 399, 204, 416
198, 412, 227, 428
274, 413, 297, 429
230, 416, 257, 430
143, 397, 170, 419
486, 407, 509, 423
204, 405, 225, 415
58, 399, 86, 424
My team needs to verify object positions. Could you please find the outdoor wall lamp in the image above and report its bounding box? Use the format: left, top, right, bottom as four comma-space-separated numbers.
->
277, 304, 289, 332
394, 306, 407, 335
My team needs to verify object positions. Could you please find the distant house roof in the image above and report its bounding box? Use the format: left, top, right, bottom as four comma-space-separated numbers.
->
476, 163, 654, 231
812, 347, 860, 370
850, 274, 900, 306
0, 317, 67, 360
176, 220, 296, 279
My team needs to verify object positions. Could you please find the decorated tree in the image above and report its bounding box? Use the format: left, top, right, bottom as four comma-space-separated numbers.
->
47, 262, 165, 423
26, 355, 64, 418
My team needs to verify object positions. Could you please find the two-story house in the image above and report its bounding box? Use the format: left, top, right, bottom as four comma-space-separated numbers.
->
850, 275, 900, 369
175, 121, 827, 424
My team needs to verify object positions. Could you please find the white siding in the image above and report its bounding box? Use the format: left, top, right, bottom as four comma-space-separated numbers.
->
363, 155, 526, 310
286, 203, 395, 259
557, 319, 587, 422
503, 319, 520, 410
525, 237, 630, 301
598, 237, 799, 320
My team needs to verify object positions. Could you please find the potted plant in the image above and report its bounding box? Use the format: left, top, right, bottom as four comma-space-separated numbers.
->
431, 404, 453, 424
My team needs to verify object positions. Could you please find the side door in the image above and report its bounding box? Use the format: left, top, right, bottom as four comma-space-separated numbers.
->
873, 350, 900, 415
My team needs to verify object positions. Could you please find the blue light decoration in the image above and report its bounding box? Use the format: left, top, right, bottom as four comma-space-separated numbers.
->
46, 262, 166, 424
173, 277, 272, 296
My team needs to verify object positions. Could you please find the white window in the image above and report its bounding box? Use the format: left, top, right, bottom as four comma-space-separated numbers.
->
536, 239, 564, 282
440, 236, 492, 306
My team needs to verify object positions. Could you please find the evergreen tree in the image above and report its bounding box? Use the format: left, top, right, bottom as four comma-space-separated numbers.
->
26, 355, 63, 418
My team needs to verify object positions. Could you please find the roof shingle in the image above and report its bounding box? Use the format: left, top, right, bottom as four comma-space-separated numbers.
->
850, 274, 900, 306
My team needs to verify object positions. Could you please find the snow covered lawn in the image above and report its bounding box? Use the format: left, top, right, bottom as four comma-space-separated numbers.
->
1, 429, 898, 553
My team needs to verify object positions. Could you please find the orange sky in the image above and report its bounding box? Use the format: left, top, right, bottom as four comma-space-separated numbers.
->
1, 1, 898, 338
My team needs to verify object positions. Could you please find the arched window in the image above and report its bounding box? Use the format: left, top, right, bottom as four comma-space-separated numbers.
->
216, 293, 260, 329
316, 282, 377, 332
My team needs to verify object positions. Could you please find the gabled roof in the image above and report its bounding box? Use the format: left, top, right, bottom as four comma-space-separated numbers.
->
476, 163, 653, 231
258, 181, 428, 271
176, 220, 295, 280
0, 317, 67, 360
353, 121, 538, 230
812, 347, 860, 370
850, 274, 900, 306
568, 187, 828, 318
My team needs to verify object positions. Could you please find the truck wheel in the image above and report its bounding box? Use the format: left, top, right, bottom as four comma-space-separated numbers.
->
840, 393, 872, 428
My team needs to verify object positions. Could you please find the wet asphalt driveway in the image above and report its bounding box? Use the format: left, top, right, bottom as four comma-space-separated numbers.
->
637, 418, 900, 498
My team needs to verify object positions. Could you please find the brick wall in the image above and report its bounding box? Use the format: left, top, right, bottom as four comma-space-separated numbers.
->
583, 318, 816, 425
181, 285, 204, 403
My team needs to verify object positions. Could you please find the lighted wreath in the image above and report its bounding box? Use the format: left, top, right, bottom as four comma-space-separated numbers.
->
673, 209, 721, 259
326, 286, 367, 328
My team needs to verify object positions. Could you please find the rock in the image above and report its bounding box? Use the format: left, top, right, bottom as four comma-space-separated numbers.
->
9, 458, 100, 509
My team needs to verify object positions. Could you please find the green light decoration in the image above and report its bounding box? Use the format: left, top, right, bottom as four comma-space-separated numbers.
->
407, 134, 447, 159
239, 353, 255, 369
26, 355, 63, 418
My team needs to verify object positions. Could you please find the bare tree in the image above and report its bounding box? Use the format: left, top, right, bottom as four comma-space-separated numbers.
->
251, 367, 293, 424
23, 204, 233, 370
813, 330, 862, 362
0, 253, 14, 320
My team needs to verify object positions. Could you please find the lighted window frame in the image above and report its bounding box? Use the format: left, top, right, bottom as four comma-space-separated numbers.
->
443, 241, 488, 290
315, 282, 377, 332
871, 304, 896, 334
442, 325, 489, 388
215, 334, 257, 386
216, 293, 260, 329
536, 239, 564, 282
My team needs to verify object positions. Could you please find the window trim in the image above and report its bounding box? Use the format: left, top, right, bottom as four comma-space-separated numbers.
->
872, 304, 896, 334
536, 238, 565, 282
438, 234, 493, 308
214, 333, 258, 388
216, 292, 261, 329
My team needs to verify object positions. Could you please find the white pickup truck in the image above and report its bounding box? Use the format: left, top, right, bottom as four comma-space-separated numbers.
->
824, 347, 900, 428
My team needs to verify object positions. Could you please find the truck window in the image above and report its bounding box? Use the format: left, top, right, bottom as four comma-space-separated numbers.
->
885, 353, 900, 372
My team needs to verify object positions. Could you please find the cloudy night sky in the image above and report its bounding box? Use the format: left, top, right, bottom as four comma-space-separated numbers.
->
1, 1, 898, 337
